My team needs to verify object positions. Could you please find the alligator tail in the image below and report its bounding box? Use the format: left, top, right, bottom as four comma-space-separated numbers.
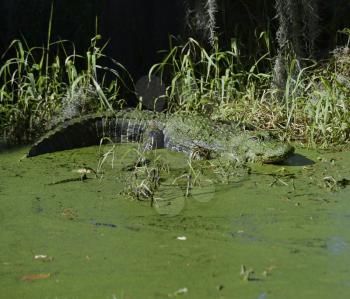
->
27, 114, 148, 157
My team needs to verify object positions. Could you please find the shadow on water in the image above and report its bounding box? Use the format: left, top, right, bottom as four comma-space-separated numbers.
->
280, 153, 315, 166
0, 138, 29, 155
0, 140, 8, 152
0, 144, 28, 155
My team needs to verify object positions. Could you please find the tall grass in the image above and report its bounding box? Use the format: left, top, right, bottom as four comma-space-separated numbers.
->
150, 33, 350, 148
1, 17, 349, 148
0, 5, 130, 143
150, 37, 269, 115
0, 36, 130, 143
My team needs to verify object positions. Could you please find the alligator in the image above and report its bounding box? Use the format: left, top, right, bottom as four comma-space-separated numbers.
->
27, 109, 294, 163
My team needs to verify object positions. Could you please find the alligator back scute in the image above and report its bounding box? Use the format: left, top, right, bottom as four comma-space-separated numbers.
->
27, 112, 153, 157
27, 117, 102, 157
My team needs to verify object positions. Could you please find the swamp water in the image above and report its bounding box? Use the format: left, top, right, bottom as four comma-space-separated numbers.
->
0, 144, 350, 299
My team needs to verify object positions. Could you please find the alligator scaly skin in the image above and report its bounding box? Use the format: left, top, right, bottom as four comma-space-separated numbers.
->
27, 110, 294, 163
27, 110, 159, 157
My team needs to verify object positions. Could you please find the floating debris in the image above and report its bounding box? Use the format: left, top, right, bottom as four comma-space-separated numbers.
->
74, 167, 96, 175
323, 176, 350, 191
262, 265, 276, 277
240, 265, 255, 281
34, 254, 47, 259
34, 254, 54, 262
168, 287, 188, 297
61, 208, 78, 220
21, 273, 51, 282
177, 236, 187, 241
90, 219, 117, 228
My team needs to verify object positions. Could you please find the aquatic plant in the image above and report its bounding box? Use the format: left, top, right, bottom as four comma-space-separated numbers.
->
121, 149, 169, 204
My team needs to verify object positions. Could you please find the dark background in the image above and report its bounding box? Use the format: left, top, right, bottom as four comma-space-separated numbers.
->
0, 0, 349, 81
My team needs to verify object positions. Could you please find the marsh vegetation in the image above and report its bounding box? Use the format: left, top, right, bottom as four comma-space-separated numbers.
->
1, 42, 350, 147
0, 2, 350, 298
0, 10, 349, 148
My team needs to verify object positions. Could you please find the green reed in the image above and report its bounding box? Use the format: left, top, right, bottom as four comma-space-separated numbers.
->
0, 4, 130, 143
150, 32, 350, 148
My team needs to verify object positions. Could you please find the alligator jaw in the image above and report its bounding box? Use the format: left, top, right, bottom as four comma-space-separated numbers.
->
262, 144, 295, 164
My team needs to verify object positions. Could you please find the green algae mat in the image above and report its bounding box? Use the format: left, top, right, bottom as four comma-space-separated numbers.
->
1, 145, 350, 299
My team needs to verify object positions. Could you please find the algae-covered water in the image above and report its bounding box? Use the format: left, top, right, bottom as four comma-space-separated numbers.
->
0, 144, 350, 299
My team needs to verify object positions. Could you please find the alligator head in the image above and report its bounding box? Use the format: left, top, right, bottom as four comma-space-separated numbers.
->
226, 131, 294, 164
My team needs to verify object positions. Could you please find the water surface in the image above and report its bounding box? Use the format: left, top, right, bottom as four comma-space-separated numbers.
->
0, 145, 349, 298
